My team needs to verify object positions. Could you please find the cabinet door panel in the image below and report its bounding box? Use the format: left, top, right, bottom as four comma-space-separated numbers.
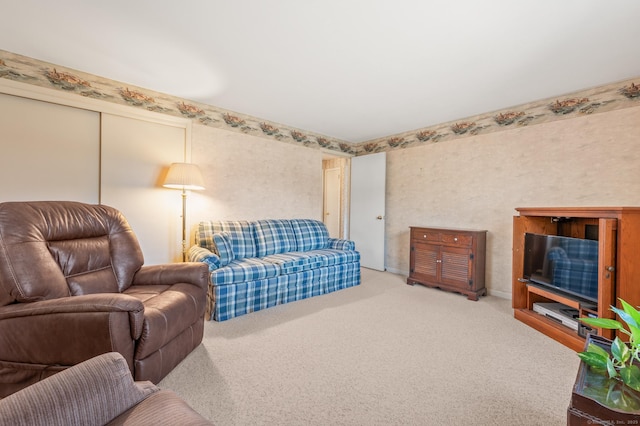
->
412, 242, 439, 282
440, 247, 471, 288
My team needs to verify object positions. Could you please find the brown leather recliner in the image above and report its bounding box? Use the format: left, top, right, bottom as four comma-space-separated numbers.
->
0, 201, 208, 397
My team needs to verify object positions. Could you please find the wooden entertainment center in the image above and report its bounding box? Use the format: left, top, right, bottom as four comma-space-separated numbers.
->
512, 207, 640, 352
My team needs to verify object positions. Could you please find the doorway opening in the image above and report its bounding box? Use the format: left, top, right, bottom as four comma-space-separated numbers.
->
322, 153, 350, 239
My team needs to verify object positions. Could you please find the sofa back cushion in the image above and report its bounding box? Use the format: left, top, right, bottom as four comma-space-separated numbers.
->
0, 201, 144, 306
212, 232, 234, 266
196, 221, 256, 260
253, 220, 297, 257
290, 219, 329, 251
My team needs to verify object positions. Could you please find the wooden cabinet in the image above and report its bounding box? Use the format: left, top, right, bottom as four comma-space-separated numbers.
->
512, 207, 640, 351
407, 227, 487, 300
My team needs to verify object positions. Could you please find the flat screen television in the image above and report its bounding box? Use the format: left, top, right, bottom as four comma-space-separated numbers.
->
523, 233, 599, 303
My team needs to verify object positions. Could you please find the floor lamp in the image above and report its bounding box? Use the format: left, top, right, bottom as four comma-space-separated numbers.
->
162, 162, 205, 261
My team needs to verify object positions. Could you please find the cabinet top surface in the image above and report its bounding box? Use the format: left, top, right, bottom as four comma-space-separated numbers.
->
410, 226, 487, 233
516, 207, 640, 217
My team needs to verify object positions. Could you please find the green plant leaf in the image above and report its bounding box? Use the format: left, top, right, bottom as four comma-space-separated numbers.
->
579, 317, 624, 330
620, 365, 640, 392
612, 306, 635, 330
620, 299, 640, 329
578, 351, 609, 371
586, 342, 611, 358
629, 324, 640, 347
607, 357, 619, 378
611, 337, 631, 364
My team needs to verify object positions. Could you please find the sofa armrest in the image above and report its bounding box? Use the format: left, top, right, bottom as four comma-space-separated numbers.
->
0, 294, 144, 364
187, 245, 221, 270
0, 352, 158, 426
327, 238, 356, 251
132, 263, 209, 292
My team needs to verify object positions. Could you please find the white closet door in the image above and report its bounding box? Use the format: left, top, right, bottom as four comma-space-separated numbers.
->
0, 93, 99, 203
100, 114, 186, 264
350, 152, 386, 271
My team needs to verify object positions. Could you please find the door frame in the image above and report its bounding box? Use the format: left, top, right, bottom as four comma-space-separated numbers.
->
322, 151, 351, 239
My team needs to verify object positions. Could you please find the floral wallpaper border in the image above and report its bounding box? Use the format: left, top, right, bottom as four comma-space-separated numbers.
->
1, 49, 639, 157
356, 79, 640, 155
0, 50, 353, 154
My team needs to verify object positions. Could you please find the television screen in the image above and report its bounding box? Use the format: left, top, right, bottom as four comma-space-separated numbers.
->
523, 233, 599, 303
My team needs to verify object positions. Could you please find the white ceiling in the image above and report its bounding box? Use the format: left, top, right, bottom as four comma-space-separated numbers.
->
3, 1, 640, 143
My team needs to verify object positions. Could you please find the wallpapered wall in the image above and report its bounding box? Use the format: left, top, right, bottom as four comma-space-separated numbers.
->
189, 125, 324, 226
1, 49, 639, 157
2, 49, 640, 297
385, 105, 640, 297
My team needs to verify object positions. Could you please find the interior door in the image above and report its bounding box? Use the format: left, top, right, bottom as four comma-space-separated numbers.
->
350, 152, 386, 271
323, 167, 341, 238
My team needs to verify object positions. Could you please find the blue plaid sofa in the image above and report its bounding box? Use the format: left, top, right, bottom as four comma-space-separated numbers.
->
188, 219, 361, 321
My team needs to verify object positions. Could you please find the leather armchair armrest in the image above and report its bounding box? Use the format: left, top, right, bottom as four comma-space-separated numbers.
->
0, 294, 144, 365
133, 263, 208, 292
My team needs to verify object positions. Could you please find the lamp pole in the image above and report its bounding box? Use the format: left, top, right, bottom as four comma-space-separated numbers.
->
161, 162, 205, 263
180, 188, 187, 262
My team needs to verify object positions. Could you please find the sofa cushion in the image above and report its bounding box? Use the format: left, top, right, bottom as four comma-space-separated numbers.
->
212, 232, 234, 266
125, 283, 205, 360
210, 258, 280, 286
305, 249, 361, 267
253, 220, 297, 257
197, 221, 256, 259
261, 252, 324, 274
289, 219, 329, 251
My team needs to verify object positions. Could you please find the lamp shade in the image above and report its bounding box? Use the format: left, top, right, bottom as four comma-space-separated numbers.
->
162, 162, 205, 190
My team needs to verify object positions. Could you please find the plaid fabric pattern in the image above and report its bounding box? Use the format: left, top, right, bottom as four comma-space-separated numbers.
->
211, 262, 361, 321
253, 220, 297, 257
304, 249, 360, 266
560, 238, 598, 261
195, 221, 216, 251
261, 252, 323, 274
289, 219, 329, 251
320, 262, 361, 293
328, 238, 356, 250
210, 258, 280, 285
196, 218, 360, 321
548, 238, 598, 300
187, 245, 221, 270
280, 269, 324, 303
197, 221, 257, 259
212, 232, 234, 266
214, 277, 282, 321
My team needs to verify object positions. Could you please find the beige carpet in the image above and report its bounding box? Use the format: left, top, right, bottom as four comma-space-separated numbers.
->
159, 268, 580, 425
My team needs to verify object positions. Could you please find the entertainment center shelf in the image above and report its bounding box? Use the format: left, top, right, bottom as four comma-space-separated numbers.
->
512, 207, 640, 352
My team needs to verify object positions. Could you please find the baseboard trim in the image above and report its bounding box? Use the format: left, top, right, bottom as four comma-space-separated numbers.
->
372, 267, 513, 301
